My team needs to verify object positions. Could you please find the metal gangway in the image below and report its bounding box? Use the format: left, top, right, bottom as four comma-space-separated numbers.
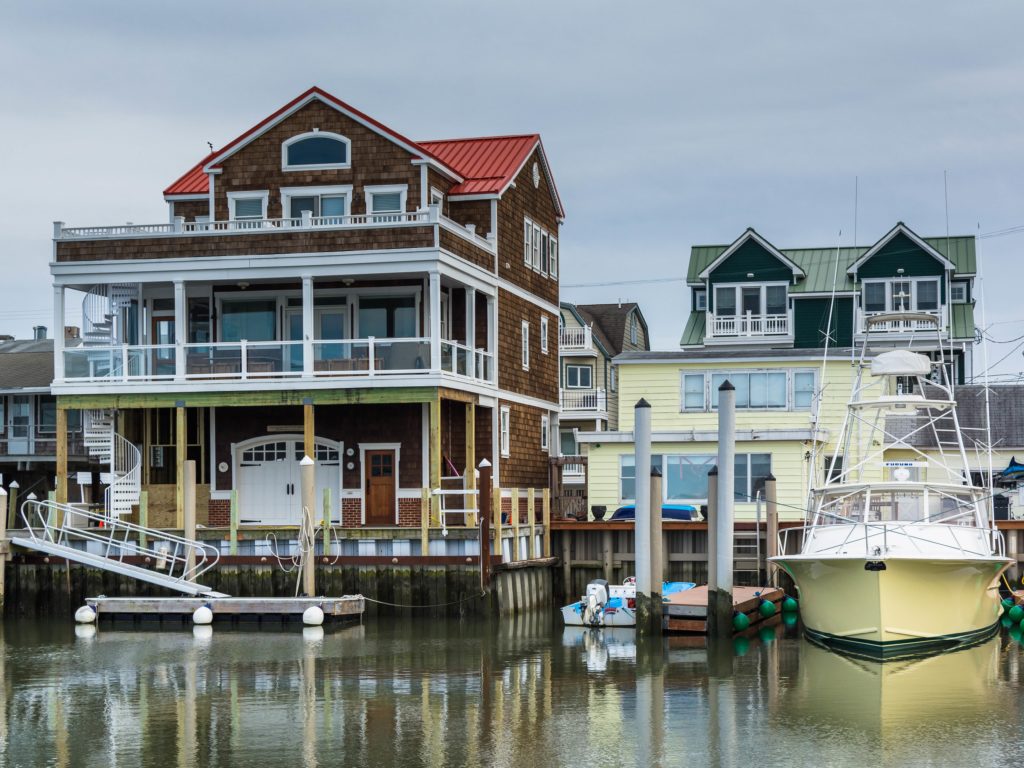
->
13, 499, 228, 597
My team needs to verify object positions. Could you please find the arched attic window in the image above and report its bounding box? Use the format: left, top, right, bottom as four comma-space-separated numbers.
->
282, 131, 351, 171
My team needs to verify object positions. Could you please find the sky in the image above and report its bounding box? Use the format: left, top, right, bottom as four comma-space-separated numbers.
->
1, 1, 1022, 377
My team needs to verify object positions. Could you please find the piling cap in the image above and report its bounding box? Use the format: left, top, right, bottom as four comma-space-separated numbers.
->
707, 465, 718, 476
635, 398, 651, 408
765, 472, 776, 481
300, 455, 315, 466
478, 458, 492, 469
717, 380, 735, 391
651, 466, 662, 477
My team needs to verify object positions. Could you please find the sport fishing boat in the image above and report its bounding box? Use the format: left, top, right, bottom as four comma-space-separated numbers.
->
561, 577, 696, 627
772, 313, 1011, 659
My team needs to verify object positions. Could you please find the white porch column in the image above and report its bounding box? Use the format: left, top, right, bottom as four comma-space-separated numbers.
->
302, 275, 314, 376
53, 285, 65, 382
465, 287, 476, 378
486, 293, 498, 382
174, 280, 186, 381
429, 272, 441, 371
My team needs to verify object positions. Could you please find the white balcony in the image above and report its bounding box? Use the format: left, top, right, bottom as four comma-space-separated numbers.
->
560, 388, 607, 413
559, 325, 593, 352
707, 311, 792, 341
855, 307, 947, 336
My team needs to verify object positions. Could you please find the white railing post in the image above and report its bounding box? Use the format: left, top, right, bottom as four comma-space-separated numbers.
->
240, 340, 248, 379
368, 337, 376, 376
121, 346, 129, 382
466, 286, 476, 379
301, 210, 313, 229
302, 276, 314, 377
173, 280, 186, 381
173, 216, 185, 234
53, 285, 65, 382
429, 272, 441, 372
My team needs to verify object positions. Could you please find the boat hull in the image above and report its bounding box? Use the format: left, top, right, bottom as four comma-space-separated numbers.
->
773, 555, 1010, 659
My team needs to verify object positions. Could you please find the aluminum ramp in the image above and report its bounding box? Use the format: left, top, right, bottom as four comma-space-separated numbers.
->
14, 499, 228, 598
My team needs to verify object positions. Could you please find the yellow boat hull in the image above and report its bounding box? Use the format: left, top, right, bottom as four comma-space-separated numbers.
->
772, 556, 1010, 658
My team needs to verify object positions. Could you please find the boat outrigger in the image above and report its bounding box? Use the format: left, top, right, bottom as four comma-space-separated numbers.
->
772, 313, 1011, 659
561, 577, 696, 627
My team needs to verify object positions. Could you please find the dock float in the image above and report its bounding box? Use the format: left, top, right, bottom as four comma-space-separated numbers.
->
86, 595, 365, 625
663, 585, 784, 634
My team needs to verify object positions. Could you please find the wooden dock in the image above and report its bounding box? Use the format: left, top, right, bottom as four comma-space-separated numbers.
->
663, 585, 784, 634
87, 595, 365, 625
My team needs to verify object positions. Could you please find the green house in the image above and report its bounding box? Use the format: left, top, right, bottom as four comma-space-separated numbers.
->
681, 223, 976, 382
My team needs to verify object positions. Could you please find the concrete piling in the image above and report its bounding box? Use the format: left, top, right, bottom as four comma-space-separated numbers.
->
708, 380, 736, 641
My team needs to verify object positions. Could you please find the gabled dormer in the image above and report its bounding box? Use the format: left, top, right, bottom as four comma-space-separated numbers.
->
693, 228, 804, 345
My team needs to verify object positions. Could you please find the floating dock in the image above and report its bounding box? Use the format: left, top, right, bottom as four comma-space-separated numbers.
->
663, 585, 784, 634
86, 595, 365, 625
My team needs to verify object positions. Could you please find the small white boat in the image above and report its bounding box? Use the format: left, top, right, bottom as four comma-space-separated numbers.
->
561, 577, 696, 627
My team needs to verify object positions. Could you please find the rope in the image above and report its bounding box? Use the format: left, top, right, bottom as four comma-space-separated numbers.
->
359, 589, 488, 609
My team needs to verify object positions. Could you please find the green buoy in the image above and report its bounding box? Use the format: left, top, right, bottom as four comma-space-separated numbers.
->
1002, 597, 1015, 612
782, 597, 799, 613
1002, 615, 1015, 629
733, 612, 750, 632
759, 600, 777, 618
1008, 604, 1024, 624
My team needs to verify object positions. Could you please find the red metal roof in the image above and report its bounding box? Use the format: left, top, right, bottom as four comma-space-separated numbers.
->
162, 89, 563, 216
418, 135, 538, 196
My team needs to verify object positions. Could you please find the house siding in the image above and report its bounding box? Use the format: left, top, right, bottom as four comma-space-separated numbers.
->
499, 400, 550, 488
793, 297, 854, 348
707, 240, 792, 310
498, 288, 558, 403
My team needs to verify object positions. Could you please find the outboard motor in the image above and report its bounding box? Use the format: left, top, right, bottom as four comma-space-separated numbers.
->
582, 579, 610, 626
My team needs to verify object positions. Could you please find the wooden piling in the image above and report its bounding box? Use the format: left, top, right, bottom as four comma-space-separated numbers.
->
602, 529, 613, 583
765, 474, 778, 586
229, 489, 239, 555
511, 488, 520, 562
527, 490, 536, 559
138, 491, 149, 549
183, 460, 197, 575
420, 487, 430, 557
542, 488, 551, 558
56, 408, 68, 506
479, 460, 492, 590
492, 484, 503, 562
299, 456, 316, 597
6, 482, 18, 530
323, 487, 332, 557
175, 405, 186, 529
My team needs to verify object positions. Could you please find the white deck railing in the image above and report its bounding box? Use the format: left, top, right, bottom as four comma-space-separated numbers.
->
61, 337, 495, 385
559, 326, 592, 351
856, 307, 947, 334
561, 388, 607, 411
708, 312, 790, 338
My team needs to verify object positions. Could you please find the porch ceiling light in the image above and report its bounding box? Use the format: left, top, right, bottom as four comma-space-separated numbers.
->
237, 281, 250, 290
746, 272, 754, 278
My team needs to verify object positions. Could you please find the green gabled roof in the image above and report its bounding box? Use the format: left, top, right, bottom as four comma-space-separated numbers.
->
679, 311, 705, 346
687, 235, 976, 290
950, 302, 976, 340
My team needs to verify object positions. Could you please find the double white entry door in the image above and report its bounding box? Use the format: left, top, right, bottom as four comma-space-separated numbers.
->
236, 437, 341, 526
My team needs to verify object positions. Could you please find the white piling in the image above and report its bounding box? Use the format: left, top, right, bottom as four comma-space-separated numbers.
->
634, 399, 655, 634
709, 380, 736, 640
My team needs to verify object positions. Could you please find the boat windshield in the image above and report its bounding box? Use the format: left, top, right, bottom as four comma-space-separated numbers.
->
814, 487, 982, 526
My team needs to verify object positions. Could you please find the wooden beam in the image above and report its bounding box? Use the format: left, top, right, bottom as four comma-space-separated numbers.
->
438, 387, 476, 404
176, 405, 186, 528
429, 395, 441, 526
465, 402, 476, 525
56, 408, 68, 505
303, 402, 315, 458
57, 386, 439, 411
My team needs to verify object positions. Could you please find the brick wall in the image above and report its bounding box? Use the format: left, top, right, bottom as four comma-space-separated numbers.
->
208, 498, 230, 527
341, 497, 361, 526
398, 497, 421, 527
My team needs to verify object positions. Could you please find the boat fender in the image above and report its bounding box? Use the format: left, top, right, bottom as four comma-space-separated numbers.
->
864, 561, 886, 571
732, 612, 750, 632
1009, 604, 1024, 624
782, 597, 799, 613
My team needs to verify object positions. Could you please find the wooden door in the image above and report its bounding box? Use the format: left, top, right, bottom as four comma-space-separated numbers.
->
364, 450, 396, 525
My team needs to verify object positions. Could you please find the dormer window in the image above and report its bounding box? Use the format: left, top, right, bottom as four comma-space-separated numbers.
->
282, 131, 351, 171
714, 284, 787, 317
694, 289, 707, 311
861, 278, 941, 314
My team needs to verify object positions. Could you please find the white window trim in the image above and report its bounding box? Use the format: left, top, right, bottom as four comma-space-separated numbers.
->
430, 187, 445, 207
521, 320, 530, 370
541, 414, 549, 452
951, 281, 968, 304
358, 442, 402, 524
524, 218, 533, 266
365, 184, 409, 215
500, 407, 511, 457
540, 315, 549, 354
279, 185, 354, 220
281, 130, 352, 172
532, 224, 542, 272
227, 190, 269, 221
566, 364, 593, 389
679, 368, 818, 412
861, 277, 942, 313
630, 314, 638, 345
549, 236, 558, 279
712, 282, 789, 317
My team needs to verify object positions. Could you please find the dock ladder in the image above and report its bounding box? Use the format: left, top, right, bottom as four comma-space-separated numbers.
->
12, 499, 228, 597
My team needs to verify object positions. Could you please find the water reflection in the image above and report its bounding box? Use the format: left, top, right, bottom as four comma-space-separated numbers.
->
3, 617, 1024, 767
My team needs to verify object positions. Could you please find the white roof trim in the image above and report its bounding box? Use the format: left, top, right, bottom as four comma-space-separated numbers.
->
497, 138, 566, 219
847, 222, 955, 274
697, 228, 806, 280
164, 194, 209, 202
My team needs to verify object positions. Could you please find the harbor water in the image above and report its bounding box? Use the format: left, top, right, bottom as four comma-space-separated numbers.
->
2, 616, 1023, 767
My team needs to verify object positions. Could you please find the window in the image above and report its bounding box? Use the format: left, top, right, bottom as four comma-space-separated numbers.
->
630, 314, 638, 345
0, 397, 4, 433
735, 454, 772, 502
220, 299, 277, 342
916, 280, 939, 311
524, 219, 533, 266
863, 278, 942, 314
951, 282, 968, 304
281, 186, 352, 222
358, 296, 417, 338
532, 224, 542, 271
622, 453, 764, 503
430, 188, 444, 208
540, 316, 549, 354
227, 191, 268, 222
793, 371, 816, 410
864, 282, 887, 313
713, 284, 788, 317
619, 454, 663, 502
891, 281, 912, 311
365, 185, 407, 221
541, 232, 550, 274
541, 414, 549, 452
521, 321, 530, 370
694, 289, 707, 311
282, 131, 350, 170
685, 369, 815, 411
682, 373, 705, 410
610, 365, 617, 392
566, 365, 592, 389
824, 455, 844, 483
37, 397, 57, 434
549, 238, 558, 278
560, 430, 577, 458
500, 407, 510, 457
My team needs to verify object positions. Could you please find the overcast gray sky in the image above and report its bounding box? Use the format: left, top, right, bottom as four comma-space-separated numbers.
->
1, 1, 1022, 377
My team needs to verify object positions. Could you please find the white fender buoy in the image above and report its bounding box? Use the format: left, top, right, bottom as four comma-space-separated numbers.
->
193, 605, 214, 625
192, 625, 213, 641
302, 605, 325, 626
75, 605, 96, 624
302, 626, 325, 642
74, 624, 97, 640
